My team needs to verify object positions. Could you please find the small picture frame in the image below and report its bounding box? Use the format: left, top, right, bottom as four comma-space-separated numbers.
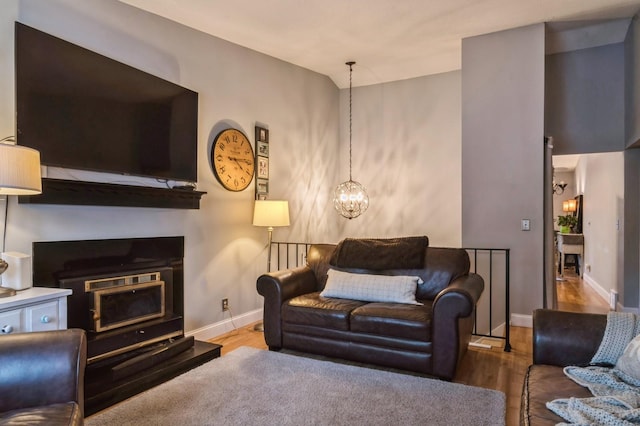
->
257, 141, 269, 157
257, 156, 269, 179
256, 178, 269, 195
256, 127, 269, 142
255, 125, 270, 199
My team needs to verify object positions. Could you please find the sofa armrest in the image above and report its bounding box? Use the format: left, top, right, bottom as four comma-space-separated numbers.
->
257, 266, 318, 348
533, 309, 606, 367
431, 273, 484, 380
0, 329, 86, 416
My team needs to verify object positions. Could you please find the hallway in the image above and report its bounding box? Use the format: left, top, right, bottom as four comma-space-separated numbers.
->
556, 271, 610, 314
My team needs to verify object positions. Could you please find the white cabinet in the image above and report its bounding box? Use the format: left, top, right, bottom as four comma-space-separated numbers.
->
0, 287, 71, 334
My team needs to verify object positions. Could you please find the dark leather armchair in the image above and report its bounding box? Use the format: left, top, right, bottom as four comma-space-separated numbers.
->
0, 329, 87, 425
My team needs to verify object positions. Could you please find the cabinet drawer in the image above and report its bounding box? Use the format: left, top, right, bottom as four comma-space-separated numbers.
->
27, 300, 60, 332
0, 309, 23, 334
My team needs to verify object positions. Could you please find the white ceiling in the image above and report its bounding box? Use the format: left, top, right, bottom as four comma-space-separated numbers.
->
119, 0, 640, 88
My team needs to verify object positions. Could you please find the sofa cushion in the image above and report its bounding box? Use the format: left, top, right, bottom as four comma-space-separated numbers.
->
283, 292, 367, 331
350, 302, 432, 341
320, 269, 423, 305
329, 236, 428, 270
521, 365, 592, 426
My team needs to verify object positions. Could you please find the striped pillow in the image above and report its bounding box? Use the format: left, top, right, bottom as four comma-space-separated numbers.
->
320, 269, 423, 305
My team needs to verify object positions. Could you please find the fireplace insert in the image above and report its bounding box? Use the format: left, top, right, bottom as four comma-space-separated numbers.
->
33, 237, 185, 362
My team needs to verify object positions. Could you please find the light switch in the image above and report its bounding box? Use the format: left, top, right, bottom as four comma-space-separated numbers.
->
521, 219, 530, 231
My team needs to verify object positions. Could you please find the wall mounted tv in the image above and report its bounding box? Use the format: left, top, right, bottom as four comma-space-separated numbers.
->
15, 22, 198, 182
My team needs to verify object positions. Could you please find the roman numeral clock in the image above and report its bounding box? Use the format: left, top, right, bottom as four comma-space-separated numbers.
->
211, 128, 255, 191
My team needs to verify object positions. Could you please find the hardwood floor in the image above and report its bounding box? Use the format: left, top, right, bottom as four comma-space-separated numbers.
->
209, 271, 609, 426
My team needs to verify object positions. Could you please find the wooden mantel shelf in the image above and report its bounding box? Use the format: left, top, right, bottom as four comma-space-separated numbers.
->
19, 178, 206, 209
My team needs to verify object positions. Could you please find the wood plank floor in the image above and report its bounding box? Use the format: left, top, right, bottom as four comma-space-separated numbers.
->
209, 271, 609, 426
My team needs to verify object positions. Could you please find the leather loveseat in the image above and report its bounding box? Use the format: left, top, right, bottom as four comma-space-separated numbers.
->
257, 237, 484, 380
520, 309, 607, 426
0, 329, 87, 426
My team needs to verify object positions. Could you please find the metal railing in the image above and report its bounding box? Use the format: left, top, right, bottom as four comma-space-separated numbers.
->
270, 242, 511, 352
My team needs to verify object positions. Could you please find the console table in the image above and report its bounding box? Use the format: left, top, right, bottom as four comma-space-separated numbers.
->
0, 287, 71, 334
557, 233, 584, 278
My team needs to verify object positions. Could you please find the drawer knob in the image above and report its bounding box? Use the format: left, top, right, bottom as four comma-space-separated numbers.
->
1, 325, 13, 334
40, 315, 50, 324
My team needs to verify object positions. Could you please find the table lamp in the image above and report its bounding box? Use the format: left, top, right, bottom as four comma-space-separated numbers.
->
0, 138, 42, 297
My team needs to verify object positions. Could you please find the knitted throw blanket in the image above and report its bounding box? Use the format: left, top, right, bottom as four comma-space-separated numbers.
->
591, 312, 640, 366
545, 312, 640, 425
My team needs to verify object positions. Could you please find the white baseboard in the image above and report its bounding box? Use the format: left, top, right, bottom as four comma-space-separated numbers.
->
582, 273, 610, 304
186, 308, 263, 342
510, 313, 532, 328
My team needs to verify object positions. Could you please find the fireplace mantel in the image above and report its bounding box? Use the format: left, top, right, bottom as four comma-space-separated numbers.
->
19, 178, 206, 209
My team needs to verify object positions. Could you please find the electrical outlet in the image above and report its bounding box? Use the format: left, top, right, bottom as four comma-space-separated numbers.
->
222, 298, 229, 312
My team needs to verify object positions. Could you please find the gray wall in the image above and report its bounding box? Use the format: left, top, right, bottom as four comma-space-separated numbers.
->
461, 24, 546, 319
546, 43, 626, 155
627, 16, 640, 148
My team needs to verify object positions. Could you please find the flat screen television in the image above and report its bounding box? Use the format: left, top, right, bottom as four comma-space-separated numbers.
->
15, 22, 198, 182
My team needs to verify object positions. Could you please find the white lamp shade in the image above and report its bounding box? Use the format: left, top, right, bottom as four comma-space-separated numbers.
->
253, 200, 290, 227
0, 144, 42, 195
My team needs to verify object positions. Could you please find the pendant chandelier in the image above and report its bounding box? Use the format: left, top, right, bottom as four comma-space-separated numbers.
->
333, 61, 369, 219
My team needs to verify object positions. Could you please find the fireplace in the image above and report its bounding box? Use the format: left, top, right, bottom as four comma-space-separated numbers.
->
33, 236, 220, 415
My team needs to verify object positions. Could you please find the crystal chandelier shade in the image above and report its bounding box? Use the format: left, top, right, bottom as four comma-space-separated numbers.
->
333, 61, 369, 219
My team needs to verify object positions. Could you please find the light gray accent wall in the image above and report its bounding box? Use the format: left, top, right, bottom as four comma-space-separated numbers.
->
545, 43, 626, 155
335, 72, 462, 247
462, 24, 546, 317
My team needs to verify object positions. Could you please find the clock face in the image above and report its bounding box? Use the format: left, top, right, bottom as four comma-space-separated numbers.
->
211, 128, 255, 191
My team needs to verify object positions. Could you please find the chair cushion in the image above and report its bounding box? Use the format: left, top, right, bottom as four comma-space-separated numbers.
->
283, 292, 366, 331
0, 402, 82, 426
521, 365, 592, 426
350, 302, 432, 341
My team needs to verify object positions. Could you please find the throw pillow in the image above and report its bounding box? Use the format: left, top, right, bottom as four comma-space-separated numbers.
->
615, 334, 640, 384
320, 269, 423, 305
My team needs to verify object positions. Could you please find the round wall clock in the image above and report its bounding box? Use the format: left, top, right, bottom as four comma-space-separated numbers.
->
211, 128, 255, 192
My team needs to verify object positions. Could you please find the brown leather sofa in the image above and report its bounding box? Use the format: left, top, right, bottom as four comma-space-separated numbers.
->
521, 309, 607, 426
0, 329, 87, 426
257, 241, 484, 380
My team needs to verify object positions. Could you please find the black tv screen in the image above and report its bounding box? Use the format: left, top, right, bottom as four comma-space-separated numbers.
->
15, 22, 198, 182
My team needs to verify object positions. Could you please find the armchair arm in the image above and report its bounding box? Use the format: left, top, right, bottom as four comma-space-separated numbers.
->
0, 329, 86, 415
431, 273, 484, 380
257, 266, 318, 348
533, 309, 606, 366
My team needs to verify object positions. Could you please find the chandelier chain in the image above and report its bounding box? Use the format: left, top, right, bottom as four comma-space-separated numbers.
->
348, 62, 353, 182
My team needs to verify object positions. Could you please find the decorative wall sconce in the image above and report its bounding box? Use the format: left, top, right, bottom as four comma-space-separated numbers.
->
552, 179, 567, 195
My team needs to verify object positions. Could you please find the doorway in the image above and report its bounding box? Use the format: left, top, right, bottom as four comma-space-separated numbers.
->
551, 152, 623, 311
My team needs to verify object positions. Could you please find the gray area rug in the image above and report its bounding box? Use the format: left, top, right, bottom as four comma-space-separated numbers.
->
86, 346, 505, 425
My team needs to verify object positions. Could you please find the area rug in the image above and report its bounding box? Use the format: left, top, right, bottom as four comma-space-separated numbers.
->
86, 346, 505, 425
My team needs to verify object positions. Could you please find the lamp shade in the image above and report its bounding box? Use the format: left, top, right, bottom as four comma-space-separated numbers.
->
253, 200, 290, 227
0, 144, 42, 195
